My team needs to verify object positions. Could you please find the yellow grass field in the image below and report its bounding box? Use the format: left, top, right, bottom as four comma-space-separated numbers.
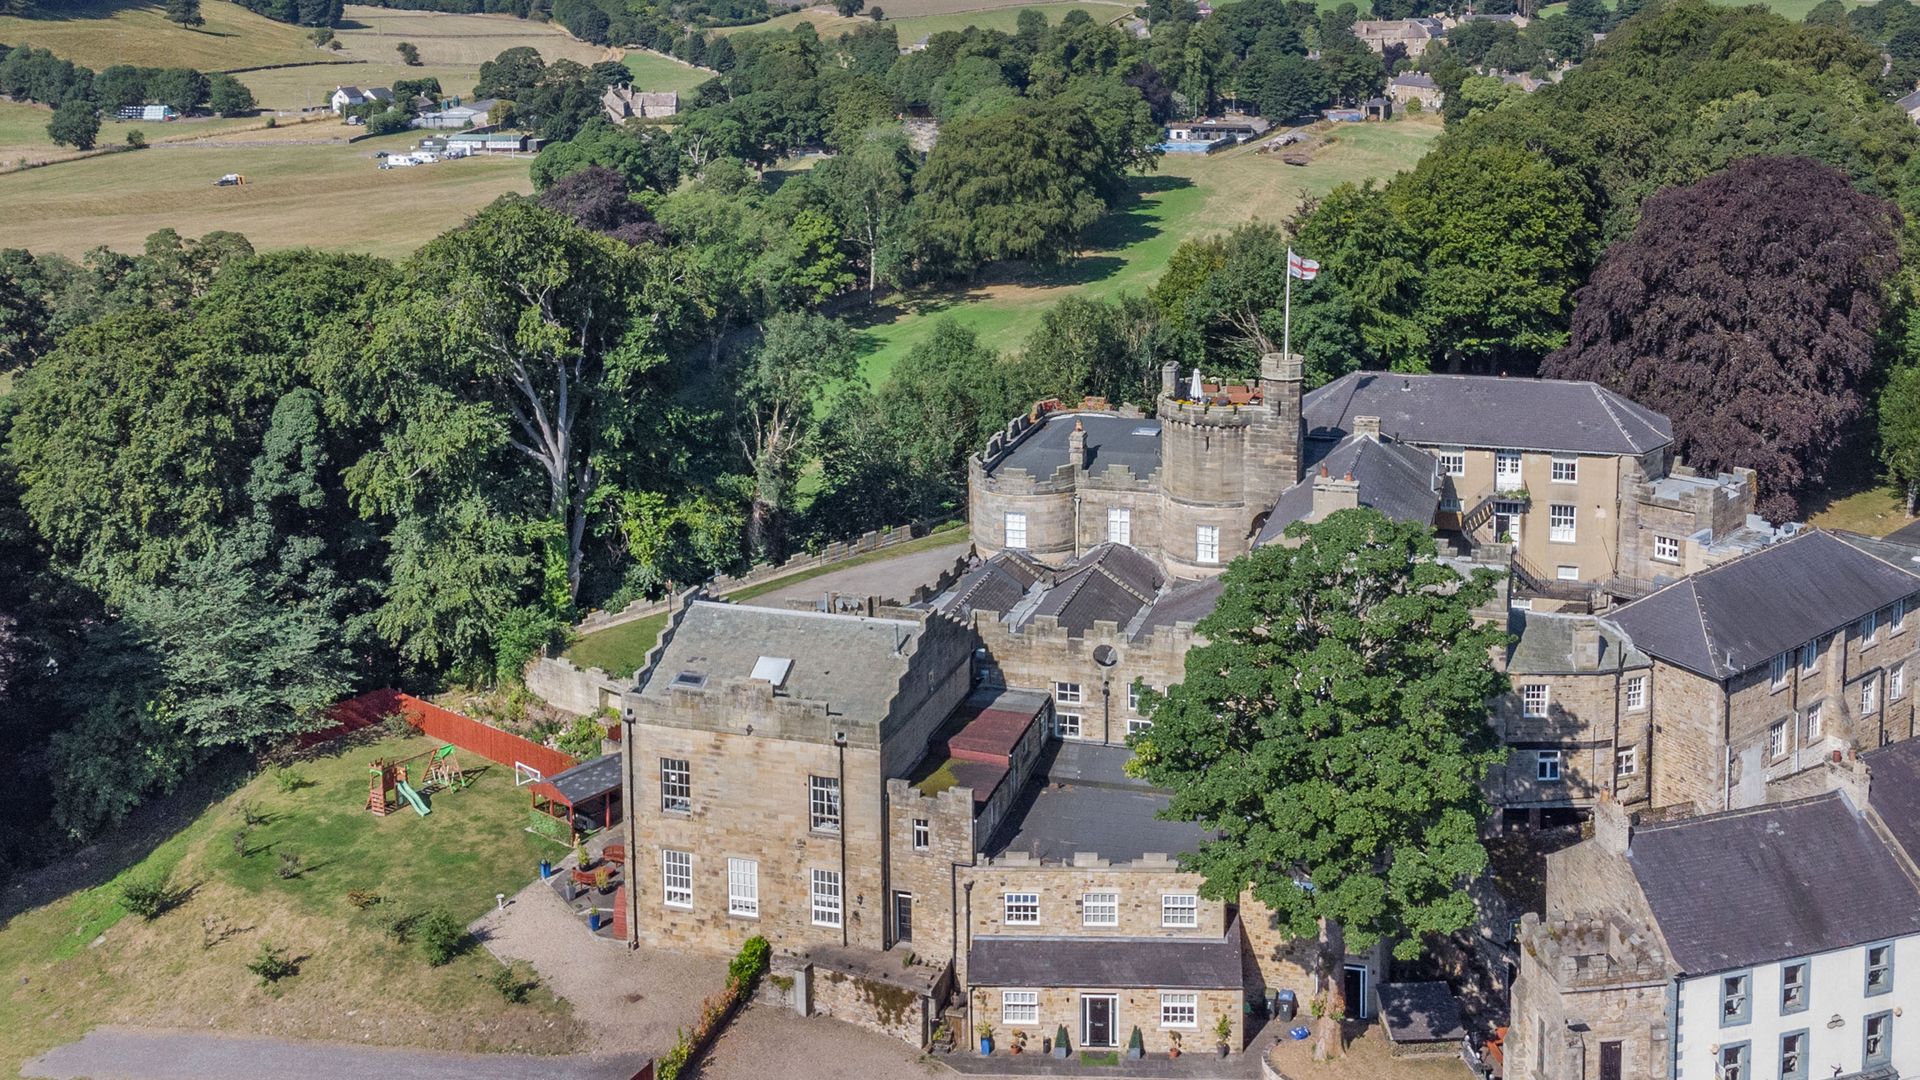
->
0, 125, 531, 258
0, 100, 304, 169
0, 0, 319, 71
718, 0, 1133, 40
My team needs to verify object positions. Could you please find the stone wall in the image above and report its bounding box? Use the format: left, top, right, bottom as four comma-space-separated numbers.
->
973, 614, 1200, 747
524, 656, 627, 716
1236, 894, 1386, 1014
1492, 668, 1652, 808
969, 985, 1245, 1056
885, 779, 977, 965
812, 964, 935, 1045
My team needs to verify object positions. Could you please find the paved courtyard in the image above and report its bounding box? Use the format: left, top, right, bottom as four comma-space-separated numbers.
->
733, 541, 970, 610
22, 1028, 642, 1080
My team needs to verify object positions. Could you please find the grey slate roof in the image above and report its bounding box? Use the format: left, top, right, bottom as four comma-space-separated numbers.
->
969, 922, 1245, 989
1259, 434, 1440, 543
1390, 72, 1440, 89
1608, 530, 1920, 679
933, 550, 1045, 618
1131, 576, 1224, 642
637, 601, 919, 721
1628, 792, 1920, 974
545, 752, 622, 804
986, 413, 1162, 480
1302, 372, 1672, 455
1508, 610, 1649, 674
1015, 544, 1164, 635
1376, 982, 1467, 1044
1864, 737, 1920, 863
983, 742, 1212, 862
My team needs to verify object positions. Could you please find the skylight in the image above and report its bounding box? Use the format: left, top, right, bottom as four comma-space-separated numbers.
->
750, 656, 793, 688
670, 671, 707, 690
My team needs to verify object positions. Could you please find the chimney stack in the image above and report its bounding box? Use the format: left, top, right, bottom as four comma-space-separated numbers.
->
1309, 468, 1360, 522
1161, 360, 1179, 398
1068, 417, 1088, 471
1571, 619, 1603, 669
1353, 415, 1382, 439
1593, 790, 1631, 856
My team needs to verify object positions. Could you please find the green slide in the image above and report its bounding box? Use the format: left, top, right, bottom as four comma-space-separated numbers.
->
395, 779, 430, 816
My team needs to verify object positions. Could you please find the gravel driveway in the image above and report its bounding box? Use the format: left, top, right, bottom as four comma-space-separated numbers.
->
22, 1027, 643, 1080
471, 880, 726, 1055
696, 997, 939, 1080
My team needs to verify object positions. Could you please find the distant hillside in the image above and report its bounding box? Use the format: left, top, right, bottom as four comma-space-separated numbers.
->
0, 0, 321, 70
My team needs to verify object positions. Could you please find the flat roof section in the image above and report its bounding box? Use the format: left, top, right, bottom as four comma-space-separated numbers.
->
982, 742, 1212, 863
985, 413, 1162, 480
947, 687, 1050, 762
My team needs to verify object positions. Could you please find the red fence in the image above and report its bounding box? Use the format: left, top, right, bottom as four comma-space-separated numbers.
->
320, 688, 578, 778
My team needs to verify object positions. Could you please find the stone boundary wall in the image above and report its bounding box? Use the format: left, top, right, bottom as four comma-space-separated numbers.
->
571, 516, 958, 634
524, 656, 627, 715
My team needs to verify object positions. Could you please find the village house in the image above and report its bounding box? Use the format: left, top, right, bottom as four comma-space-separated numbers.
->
1387, 71, 1445, 111
1351, 17, 1446, 55
1508, 754, 1920, 1080
330, 85, 393, 113
1900, 87, 1920, 124
602, 85, 678, 123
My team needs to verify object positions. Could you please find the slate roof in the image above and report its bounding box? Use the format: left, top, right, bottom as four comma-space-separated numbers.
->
637, 601, 920, 721
1628, 792, 1920, 974
986, 412, 1162, 480
1131, 576, 1224, 642
1899, 88, 1920, 112
1864, 737, 1920, 863
1259, 433, 1439, 542
933, 550, 1045, 618
1390, 72, 1440, 89
969, 921, 1246, 989
1508, 611, 1649, 674
983, 742, 1212, 862
1376, 982, 1467, 1044
1881, 516, 1920, 546
1607, 530, 1920, 679
1302, 372, 1672, 455
1015, 544, 1164, 635
544, 752, 622, 804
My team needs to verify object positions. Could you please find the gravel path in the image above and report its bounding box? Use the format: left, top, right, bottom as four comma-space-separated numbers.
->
732, 542, 970, 610
22, 1027, 643, 1080
471, 880, 726, 1056
696, 998, 939, 1080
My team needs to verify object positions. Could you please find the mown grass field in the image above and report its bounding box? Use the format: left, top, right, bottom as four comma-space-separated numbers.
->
0, 125, 530, 258
0, 733, 580, 1075
717, 0, 1133, 41
852, 115, 1446, 385
0, 100, 291, 168
0, 0, 318, 71
623, 47, 717, 94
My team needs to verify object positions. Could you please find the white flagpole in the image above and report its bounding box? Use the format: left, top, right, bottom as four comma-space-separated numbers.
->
1284, 252, 1293, 359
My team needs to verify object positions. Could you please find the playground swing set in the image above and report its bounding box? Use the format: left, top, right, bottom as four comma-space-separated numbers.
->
366, 744, 469, 817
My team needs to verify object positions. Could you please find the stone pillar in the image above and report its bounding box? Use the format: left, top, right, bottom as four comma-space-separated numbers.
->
1258, 352, 1304, 489
1353, 415, 1381, 439
1161, 360, 1179, 398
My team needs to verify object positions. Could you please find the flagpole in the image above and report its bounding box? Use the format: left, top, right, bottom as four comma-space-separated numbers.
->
1284, 252, 1292, 359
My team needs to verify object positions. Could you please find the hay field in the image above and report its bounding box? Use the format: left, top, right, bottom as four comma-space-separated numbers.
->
242, 3, 615, 109
717, 0, 1132, 39
0, 100, 285, 168
0, 0, 318, 71
0, 125, 530, 258
623, 48, 716, 94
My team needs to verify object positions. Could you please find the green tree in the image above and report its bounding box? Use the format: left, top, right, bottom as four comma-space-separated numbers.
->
1881, 359, 1920, 514
735, 312, 858, 557
165, 0, 204, 29
396, 41, 422, 66
207, 73, 257, 117
46, 97, 99, 150
835, 0, 866, 15
1132, 509, 1506, 1061
815, 129, 915, 293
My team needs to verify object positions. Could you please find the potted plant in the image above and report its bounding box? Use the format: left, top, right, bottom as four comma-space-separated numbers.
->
978, 1021, 994, 1056
1215, 1012, 1233, 1057
1168, 1031, 1182, 1059
1052, 1024, 1070, 1059
1011, 1030, 1027, 1055
931, 1022, 951, 1053
1126, 1025, 1144, 1061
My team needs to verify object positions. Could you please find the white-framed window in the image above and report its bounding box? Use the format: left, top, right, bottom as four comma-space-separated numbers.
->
808, 775, 841, 833
1801, 640, 1819, 674
913, 818, 930, 850
1721, 971, 1752, 1024
1866, 941, 1894, 995
1438, 448, 1465, 477
1160, 992, 1198, 1028
1127, 683, 1141, 712
1549, 504, 1576, 543
1521, 683, 1548, 718
1002, 990, 1038, 1026
1495, 450, 1523, 484
1127, 716, 1153, 736
727, 857, 758, 917
1769, 720, 1788, 760
1862, 611, 1879, 646
1055, 681, 1083, 705
1895, 598, 1907, 634
1895, 664, 1907, 702
1720, 1041, 1749, 1080
1107, 508, 1131, 546
1654, 535, 1680, 563
1863, 679, 1879, 715
1536, 750, 1562, 782
1004, 512, 1028, 550
1556, 565, 1579, 581
810, 868, 842, 927
1771, 652, 1791, 689
1196, 525, 1220, 565
1781, 960, 1808, 1013
660, 757, 691, 813
1162, 894, 1198, 928
1616, 746, 1638, 778
1625, 675, 1646, 711
1082, 891, 1119, 927
662, 849, 692, 908
1806, 703, 1824, 741
1056, 711, 1082, 737
1550, 455, 1577, 483
1004, 892, 1039, 925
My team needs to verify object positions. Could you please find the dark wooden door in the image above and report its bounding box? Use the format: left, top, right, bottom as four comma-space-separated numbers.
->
1599, 1041, 1622, 1080
1343, 966, 1367, 1019
894, 892, 912, 942
1084, 997, 1114, 1047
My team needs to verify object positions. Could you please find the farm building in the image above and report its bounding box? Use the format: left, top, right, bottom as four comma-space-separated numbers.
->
446, 130, 533, 154
413, 97, 502, 129
115, 104, 176, 122
601, 86, 678, 123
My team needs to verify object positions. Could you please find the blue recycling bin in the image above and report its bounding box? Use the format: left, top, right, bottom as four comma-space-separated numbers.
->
540, 860, 552, 879
1275, 989, 1298, 1022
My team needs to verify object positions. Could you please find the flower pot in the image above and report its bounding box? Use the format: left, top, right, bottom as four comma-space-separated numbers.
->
588, 911, 601, 931
1126, 1047, 1142, 1060
979, 1037, 993, 1056
1217, 1044, 1229, 1058
1168, 1048, 1181, 1059
1052, 1046, 1069, 1059
540, 860, 552, 878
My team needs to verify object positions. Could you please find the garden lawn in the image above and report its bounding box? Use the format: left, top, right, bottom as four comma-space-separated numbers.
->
853, 116, 1445, 385
0, 733, 580, 1076
0, 127, 530, 257
1806, 482, 1911, 537
561, 611, 668, 678
623, 48, 716, 94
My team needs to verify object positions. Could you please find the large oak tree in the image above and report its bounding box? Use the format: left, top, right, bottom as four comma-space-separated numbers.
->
1542, 155, 1900, 520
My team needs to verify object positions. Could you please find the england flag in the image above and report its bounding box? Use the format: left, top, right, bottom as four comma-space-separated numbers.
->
1287, 249, 1320, 280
